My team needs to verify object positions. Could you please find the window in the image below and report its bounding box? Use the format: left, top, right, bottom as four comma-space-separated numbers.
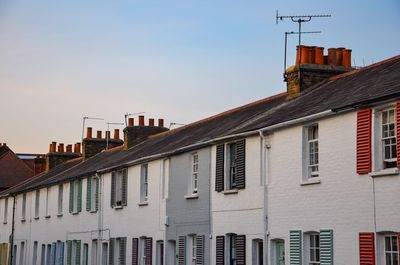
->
45, 188, 50, 217
191, 153, 199, 194
110, 237, 126, 265
306, 125, 319, 178
69, 240, 81, 265
139, 238, 146, 265
162, 159, 169, 199
33, 241, 38, 265
70, 179, 82, 214
189, 235, 197, 265
140, 165, 149, 202
91, 240, 98, 265
384, 234, 399, 265
229, 234, 237, 265
381, 109, 397, 168
35, 190, 40, 218
19, 242, 25, 265
46, 244, 51, 265
58, 184, 63, 215
87, 176, 99, 212
41, 244, 46, 265
102, 242, 108, 265
83, 244, 89, 265
21, 194, 26, 221
228, 143, 238, 189
308, 233, 320, 265
56, 241, 63, 265
111, 169, 127, 208
3, 198, 8, 223
252, 239, 263, 265
156, 241, 164, 265
12, 245, 17, 265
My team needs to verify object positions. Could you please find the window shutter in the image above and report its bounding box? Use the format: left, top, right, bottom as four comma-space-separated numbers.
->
397, 101, 400, 168
52, 242, 57, 265
66, 241, 72, 265
131, 238, 138, 265
111, 172, 116, 207
95, 178, 99, 211
145, 237, 152, 265
320, 229, 333, 265
235, 235, 246, 265
69, 182, 74, 213
109, 238, 115, 265
359, 232, 375, 265
215, 144, 225, 192
357, 109, 372, 174
398, 233, 400, 254
178, 236, 186, 265
122, 169, 128, 206
61, 242, 65, 265
215, 236, 224, 265
76, 241, 81, 265
290, 230, 302, 265
0, 244, 3, 263
236, 139, 246, 189
77, 180, 83, 212
86, 177, 92, 212
119, 238, 127, 265
195, 235, 204, 265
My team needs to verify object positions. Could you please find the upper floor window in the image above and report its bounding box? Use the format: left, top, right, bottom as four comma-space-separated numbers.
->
45, 187, 50, 217
228, 143, 238, 189
111, 169, 127, 208
308, 233, 320, 265
381, 109, 397, 168
69, 179, 82, 214
140, 165, 149, 202
86, 176, 99, 212
21, 193, 26, 221
306, 125, 319, 178
191, 153, 199, 194
3, 198, 8, 223
384, 234, 399, 265
34, 190, 40, 219
58, 184, 63, 215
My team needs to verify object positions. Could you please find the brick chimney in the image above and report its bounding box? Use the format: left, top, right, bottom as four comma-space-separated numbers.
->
45, 141, 81, 171
285, 45, 354, 96
123, 116, 169, 150
82, 127, 123, 160
34, 155, 46, 175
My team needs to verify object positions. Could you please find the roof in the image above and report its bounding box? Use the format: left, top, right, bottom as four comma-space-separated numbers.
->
2, 55, 400, 195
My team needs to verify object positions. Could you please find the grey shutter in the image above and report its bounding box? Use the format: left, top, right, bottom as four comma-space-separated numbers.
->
119, 237, 127, 265
109, 238, 115, 265
86, 177, 92, 212
195, 235, 204, 265
235, 139, 246, 189
95, 178, 99, 211
145, 237, 152, 265
77, 180, 82, 212
320, 230, 333, 265
178, 236, 186, 265
76, 241, 81, 265
131, 238, 138, 265
111, 172, 116, 207
215, 144, 225, 192
236, 235, 246, 265
215, 236, 225, 265
66, 241, 72, 265
69, 182, 74, 213
290, 230, 302, 265
122, 169, 128, 206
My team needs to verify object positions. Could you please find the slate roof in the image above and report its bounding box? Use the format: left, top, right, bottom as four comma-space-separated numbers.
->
2, 55, 400, 195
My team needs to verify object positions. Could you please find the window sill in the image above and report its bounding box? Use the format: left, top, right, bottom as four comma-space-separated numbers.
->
184, 194, 199, 200
34, 217, 39, 220
301, 177, 321, 186
113, 205, 124, 210
138, 201, 148, 206
57, 213, 63, 218
222, 189, 238, 195
3, 221, 7, 225
21, 219, 26, 223
71, 212, 79, 215
370, 168, 399, 178
45, 215, 51, 219
89, 210, 98, 213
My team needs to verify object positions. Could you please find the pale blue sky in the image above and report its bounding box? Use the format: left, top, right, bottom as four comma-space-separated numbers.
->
1, 0, 399, 153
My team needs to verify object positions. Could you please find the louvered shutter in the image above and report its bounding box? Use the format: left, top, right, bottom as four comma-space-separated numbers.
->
145, 237, 152, 265
76, 241, 81, 265
61, 242, 65, 265
52, 242, 57, 265
95, 178, 99, 211
235, 139, 246, 189
119, 238, 127, 265
66, 241, 72, 265
215, 144, 225, 192
357, 109, 372, 174
236, 235, 246, 265
359, 233, 375, 265
111, 172, 116, 207
109, 238, 115, 265
78, 180, 82, 212
290, 230, 302, 265
215, 236, 224, 265
122, 169, 128, 206
320, 230, 333, 265
69, 182, 74, 213
131, 238, 138, 265
178, 236, 186, 265
0, 244, 3, 264
397, 101, 400, 168
195, 235, 204, 265
86, 177, 92, 212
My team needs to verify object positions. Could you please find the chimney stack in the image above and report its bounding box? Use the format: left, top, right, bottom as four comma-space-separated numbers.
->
82, 128, 123, 160
45, 141, 81, 172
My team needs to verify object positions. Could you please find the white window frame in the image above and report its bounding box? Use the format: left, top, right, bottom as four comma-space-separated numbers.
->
35, 191, 40, 219
3, 198, 8, 223
101, 242, 108, 265
383, 234, 399, 265
305, 233, 320, 265
191, 153, 199, 194
139, 237, 146, 265
19, 241, 25, 265
83, 243, 89, 265
140, 165, 149, 202
45, 187, 50, 217
306, 125, 319, 178
90, 177, 97, 212
189, 235, 197, 265
162, 159, 169, 199
33, 241, 38, 265
58, 184, 63, 215
115, 172, 123, 206
21, 193, 26, 221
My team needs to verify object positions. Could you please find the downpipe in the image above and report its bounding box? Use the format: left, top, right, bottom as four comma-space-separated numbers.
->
259, 131, 270, 265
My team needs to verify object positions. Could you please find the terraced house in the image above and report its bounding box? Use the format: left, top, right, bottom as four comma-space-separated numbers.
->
0, 47, 399, 265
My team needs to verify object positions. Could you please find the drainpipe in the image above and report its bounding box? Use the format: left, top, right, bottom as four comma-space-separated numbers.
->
94, 173, 103, 265
259, 131, 269, 265
9, 195, 16, 265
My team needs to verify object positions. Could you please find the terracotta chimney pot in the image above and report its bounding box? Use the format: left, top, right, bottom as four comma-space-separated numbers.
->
128, 118, 134, 126
58, 143, 64, 153
314, 47, 324, 65
300, 45, 309, 64
114, 129, 120, 140
158, 119, 164, 128
336, 47, 345, 66
87, 127, 93, 138
308, 46, 316, 64
342, 49, 352, 67
139, 115, 145, 126
74, 143, 81, 153
328, 48, 337, 65
66, 144, 72, 153
149, 118, 155, 127
295, 46, 300, 65
96, 130, 102, 139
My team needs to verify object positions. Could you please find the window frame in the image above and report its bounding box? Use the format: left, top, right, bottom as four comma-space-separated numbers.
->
45, 187, 50, 217
57, 184, 63, 216
21, 194, 26, 221
188, 235, 197, 265
34, 190, 40, 219
191, 153, 199, 194
90, 177, 98, 212
140, 164, 149, 202
383, 234, 399, 265
305, 232, 320, 265
306, 125, 319, 178
72, 180, 80, 213
228, 234, 237, 265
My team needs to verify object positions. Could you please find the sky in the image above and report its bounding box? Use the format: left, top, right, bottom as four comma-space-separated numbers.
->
1, 0, 399, 153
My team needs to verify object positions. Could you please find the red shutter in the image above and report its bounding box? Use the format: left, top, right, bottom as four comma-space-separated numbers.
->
359, 232, 375, 265
397, 101, 400, 168
357, 109, 372, 174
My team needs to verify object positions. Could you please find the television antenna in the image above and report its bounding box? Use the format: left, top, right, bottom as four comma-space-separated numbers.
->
106, 122, 124, 149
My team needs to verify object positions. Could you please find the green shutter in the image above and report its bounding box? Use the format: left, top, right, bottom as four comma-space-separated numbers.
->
86, 177, 92, 212
66, 241, 72, 265
109, 238, 115, 265
320, 229, 333, 265
75, 240, 81, 265
290, 230, 302, 265
78, 180, 82, 212
122, 169, 128, 206
111, 172, 116, 207
95, 178, 99, 211
69, 182, 74, 213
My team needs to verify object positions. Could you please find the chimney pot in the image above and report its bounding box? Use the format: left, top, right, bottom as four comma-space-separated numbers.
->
74, 143, 81, 153
58, 143, 64, 153
114, 129, 120, 140
158, 119, 164, 127
106, 131, 111, 140
87, 127, 93, 138
97, 130, 102, 139
295, 46, 300, 65
308, 46, 316, 64
300, 46, 309, 64
314, 47, 324, 65
66, 144, 72, 153
128, 118, 134, 126
139, 115, 145, 126
50, 142, 57, 153
149, 118, 155, 127
342, 49, 352, 67
336, 47, 345, 66
328, 48, 337, 65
